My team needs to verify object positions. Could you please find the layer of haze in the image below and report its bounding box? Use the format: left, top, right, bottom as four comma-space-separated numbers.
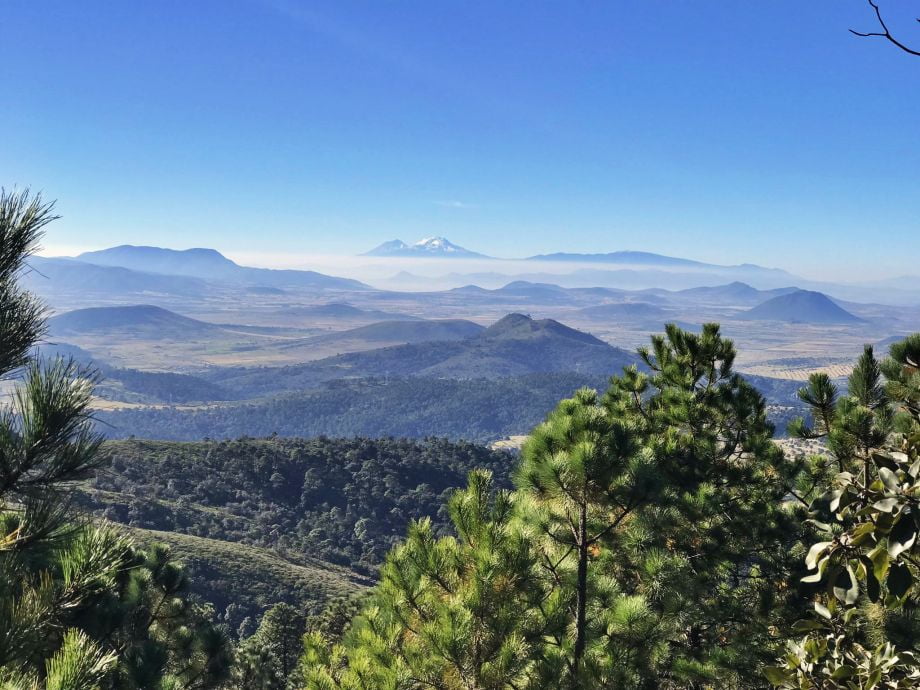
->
1, 0, 918, 281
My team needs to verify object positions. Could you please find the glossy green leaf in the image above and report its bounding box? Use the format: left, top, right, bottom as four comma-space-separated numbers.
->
805, 541, 832, 570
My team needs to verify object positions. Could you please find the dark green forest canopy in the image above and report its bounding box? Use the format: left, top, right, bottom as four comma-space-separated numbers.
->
75, 436, 515, 626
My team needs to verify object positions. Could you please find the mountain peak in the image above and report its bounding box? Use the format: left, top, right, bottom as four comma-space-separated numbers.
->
363, 237, 489, 258
82, 244, 235, 263
483, 313, 607, 346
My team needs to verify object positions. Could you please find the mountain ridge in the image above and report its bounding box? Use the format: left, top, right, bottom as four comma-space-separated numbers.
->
525, 250, 790, 276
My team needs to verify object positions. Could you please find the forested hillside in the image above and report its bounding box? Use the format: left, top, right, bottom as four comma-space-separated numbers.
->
94, 371, 805, 442
75, 437, 514, 627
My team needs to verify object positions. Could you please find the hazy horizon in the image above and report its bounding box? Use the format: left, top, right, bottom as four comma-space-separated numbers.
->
33, 239, 913, 288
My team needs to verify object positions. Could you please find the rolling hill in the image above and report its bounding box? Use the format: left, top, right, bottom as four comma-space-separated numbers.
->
280, 303, 421, 321
740, 290, 864, 324
577, 302, 669, 320
49, 305, 228, 339
76, 245, 370, 290
127, 529, 369, 625
480, 312, 603, 345
486, 281, 579, 304
447, 281, 607, 305
674, 282, 799, 305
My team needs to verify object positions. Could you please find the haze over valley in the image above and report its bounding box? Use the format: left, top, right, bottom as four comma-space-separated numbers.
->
23, 240, 915, 445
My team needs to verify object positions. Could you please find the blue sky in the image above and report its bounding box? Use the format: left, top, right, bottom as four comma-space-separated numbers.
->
1, 1, 918, 279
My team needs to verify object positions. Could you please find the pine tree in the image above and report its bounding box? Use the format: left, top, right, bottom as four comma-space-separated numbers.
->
251, 604, 305, 681
230, 635, 286, 690
511, 324, 806, 688
0, 188, 232, 688
302, 470, 543, 689
516, 387, 662, 687
596, 324, 809, 687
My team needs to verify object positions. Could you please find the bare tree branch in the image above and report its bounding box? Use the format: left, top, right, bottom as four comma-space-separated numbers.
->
850, 0, 920, 57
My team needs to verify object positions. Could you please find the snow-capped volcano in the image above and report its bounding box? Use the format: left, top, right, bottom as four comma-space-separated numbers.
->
363, 237, 490, 258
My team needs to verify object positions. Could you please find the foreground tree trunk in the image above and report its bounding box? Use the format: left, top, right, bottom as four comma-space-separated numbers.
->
573, 501, 589, 679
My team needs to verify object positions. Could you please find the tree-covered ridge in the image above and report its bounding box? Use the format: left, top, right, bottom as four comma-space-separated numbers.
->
92, 373, 805, 443
125, 529, 370, 638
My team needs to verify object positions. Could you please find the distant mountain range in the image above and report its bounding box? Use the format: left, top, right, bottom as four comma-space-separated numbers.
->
740, 290, 863, 324
364, 237, 489, 258
75, 245, 369, 291
363, 238, 792, 273
30, 241, 917, 309
25, 257, 209, 297
527, 250, 718, 267
524, 249, 788, 275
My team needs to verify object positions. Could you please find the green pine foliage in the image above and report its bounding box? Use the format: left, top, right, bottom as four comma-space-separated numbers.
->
251, 604, 306, 680
0, 189, 231, 689
229, 636, 286, 690
597, 324, 810, 687
516, 387, 660, 687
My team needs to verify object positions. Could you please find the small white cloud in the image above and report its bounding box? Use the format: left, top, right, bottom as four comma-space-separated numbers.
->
433, 200, 475, 209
